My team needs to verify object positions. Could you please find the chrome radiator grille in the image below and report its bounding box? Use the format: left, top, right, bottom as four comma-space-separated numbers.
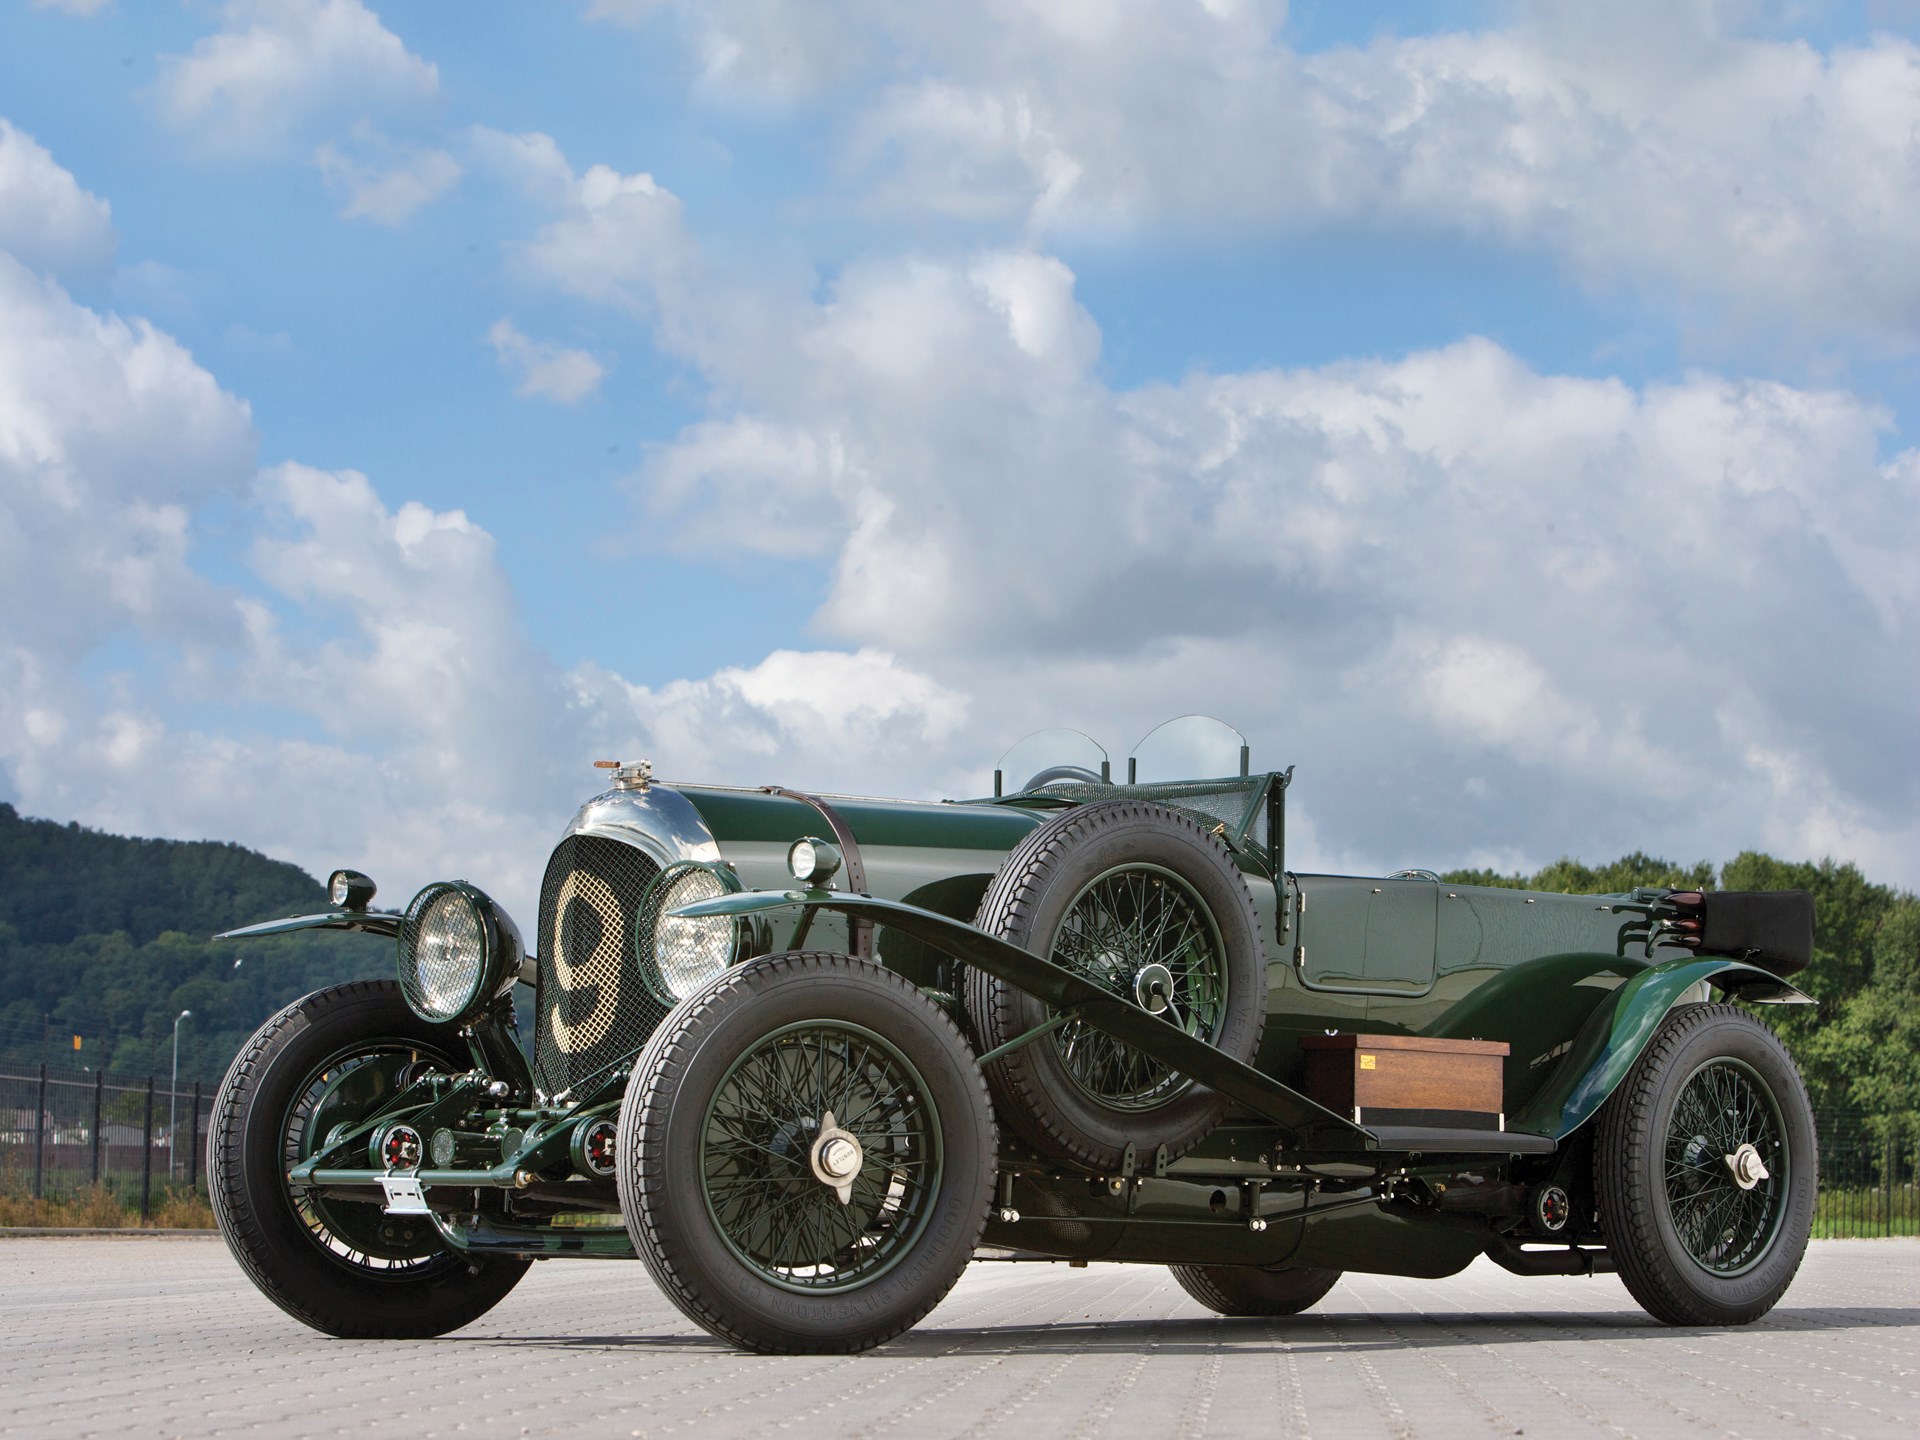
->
534, 834, 668, 1099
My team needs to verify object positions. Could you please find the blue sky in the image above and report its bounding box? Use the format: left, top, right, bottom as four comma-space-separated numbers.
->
2, 0, 1917, 921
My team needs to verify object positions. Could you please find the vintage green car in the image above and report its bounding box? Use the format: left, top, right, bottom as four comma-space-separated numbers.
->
210, 719, 1819, 1353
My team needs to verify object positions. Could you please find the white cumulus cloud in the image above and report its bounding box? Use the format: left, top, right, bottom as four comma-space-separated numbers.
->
472, 127, 698, 315
0, 253, 256, 658
487, 319, 606, 405
584, 0, 883, 101
314, 128, 460, 223
577, 207, 1920, 881
0, 120, 115, 278
155, 0, 440, 153
619, 0, 1920, 346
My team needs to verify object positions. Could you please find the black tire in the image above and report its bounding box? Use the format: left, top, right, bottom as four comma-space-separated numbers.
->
1595, 1002, 1816, 1326
966, 801, 1265, 1169
210, 981, 529, 1338
618, 951, 996, 1353
1169, 1263, 1341, 1317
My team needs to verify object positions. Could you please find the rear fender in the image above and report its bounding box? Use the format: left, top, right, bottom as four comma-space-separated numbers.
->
677, 888, 1372, 1148
1508, 957, 1811, 1139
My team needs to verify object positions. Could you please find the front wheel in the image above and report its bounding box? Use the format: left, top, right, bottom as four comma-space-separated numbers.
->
210, 981, 529, 1337
618, 951, 996, 1353
1595, 1002, 1816, 1325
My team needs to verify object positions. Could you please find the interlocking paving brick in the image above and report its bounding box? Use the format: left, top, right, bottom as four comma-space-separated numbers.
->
1, 1236, 1914, 1439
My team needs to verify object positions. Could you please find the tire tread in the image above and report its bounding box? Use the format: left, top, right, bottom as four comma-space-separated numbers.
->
1168, 1263, 1340, 1317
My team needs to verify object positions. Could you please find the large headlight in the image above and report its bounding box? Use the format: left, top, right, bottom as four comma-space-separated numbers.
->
398, 881, 520, 1025
641, 862, 745, 1004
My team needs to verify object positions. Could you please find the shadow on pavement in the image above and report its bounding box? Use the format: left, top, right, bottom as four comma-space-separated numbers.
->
449, 1304, 1920, 1358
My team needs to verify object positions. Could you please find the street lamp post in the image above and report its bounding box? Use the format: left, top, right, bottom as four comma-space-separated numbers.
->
169, 1009, 191, 1183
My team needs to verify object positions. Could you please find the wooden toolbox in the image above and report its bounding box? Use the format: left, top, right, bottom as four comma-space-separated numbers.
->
1300, 1033, 1511, 1131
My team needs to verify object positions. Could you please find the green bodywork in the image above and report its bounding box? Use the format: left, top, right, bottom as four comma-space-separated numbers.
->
675, 886, 1370, 1150
1506, 956, 1807, 1137
221, 767, 1812, 1273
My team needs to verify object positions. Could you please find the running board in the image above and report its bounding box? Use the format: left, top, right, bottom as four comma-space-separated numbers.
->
1363, 1126, 1557, 1156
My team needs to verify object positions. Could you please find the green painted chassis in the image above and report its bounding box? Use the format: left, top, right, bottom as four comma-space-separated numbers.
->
245, 849, 1810, 1276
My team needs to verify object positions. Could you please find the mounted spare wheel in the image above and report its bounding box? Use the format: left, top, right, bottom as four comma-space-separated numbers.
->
965, 801, 1265, 1170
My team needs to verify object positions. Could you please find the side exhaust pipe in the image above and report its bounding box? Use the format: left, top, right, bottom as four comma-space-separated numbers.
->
1483, 1233, 1616, 1277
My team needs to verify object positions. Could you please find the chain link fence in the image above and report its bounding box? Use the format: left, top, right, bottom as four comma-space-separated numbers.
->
1, 1061, 219, 1219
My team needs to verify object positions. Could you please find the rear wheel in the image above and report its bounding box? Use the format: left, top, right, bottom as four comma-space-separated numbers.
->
618, 951, 996, 1353
1596, 1002, 1816, 1325
209, 981, 528, 1337
1170, 1264, 1341, 1317
966, 802, 1265, 1169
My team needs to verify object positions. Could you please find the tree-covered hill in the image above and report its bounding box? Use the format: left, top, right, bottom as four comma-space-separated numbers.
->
0, 804, 385, 1081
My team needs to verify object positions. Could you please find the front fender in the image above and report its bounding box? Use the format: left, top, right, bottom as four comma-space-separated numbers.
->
215, 910, 401, 940
1508, 957, 1812, 1139
677, 888, 1371, 1148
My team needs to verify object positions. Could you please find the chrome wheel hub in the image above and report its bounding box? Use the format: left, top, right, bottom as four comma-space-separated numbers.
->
1134, 962, 1175, 1014
808, 1110, 864, 1204
1725, 1141, 1771, 1191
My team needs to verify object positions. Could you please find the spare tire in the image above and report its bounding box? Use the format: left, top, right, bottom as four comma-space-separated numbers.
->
965, 801, 1266, 1170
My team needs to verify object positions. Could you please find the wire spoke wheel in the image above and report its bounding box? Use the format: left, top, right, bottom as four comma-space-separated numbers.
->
620, 952, 994, 1353
1596, 1001, 1816, 1326
1049, 863, 1227, 1109
1660, 1058, 1788, 1277
281, 1042, 452, 1273
967, 801, 1265, 1170
701, 1021, 943, 1292
210, 981, 528, 1338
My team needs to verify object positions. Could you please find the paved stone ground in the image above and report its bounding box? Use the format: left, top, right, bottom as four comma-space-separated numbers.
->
2, 1235, 1915, 1439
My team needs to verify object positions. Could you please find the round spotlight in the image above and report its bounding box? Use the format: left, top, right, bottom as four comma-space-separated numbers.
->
641, 862, 746, 1004
787, 836, 842, 887
397, 882, 519, 1026
328, 868, 377, 911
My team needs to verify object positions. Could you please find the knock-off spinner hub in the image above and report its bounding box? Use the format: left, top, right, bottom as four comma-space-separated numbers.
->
809, 1110, 864, 1205
1725, 1142, 1771, 1191
1134, 962, 1174, 1014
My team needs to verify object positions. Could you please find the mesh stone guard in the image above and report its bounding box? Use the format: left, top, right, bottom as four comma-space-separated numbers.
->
534, 835, 667, 1100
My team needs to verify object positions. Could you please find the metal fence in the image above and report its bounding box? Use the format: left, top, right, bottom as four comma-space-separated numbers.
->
1811, 1109, 1920, 1238
0, 1062, 219, 1218
2, 1060, 1916, 1234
